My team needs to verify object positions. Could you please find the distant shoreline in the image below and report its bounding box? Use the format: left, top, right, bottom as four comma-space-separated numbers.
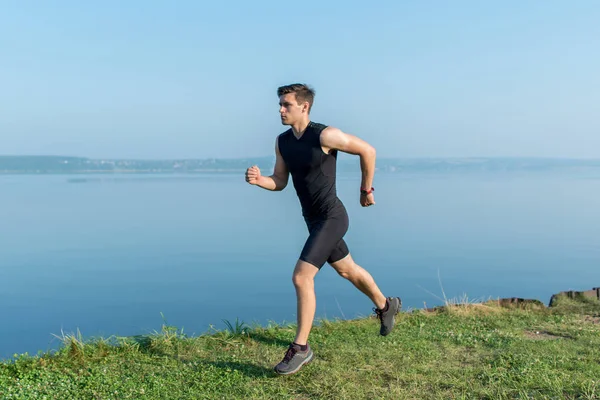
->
2, 155, 600, 175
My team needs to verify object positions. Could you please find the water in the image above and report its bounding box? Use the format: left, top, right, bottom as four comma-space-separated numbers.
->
1, 170, 599, 359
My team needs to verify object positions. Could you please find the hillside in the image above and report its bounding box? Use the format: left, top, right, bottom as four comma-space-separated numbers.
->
1, 292, 598, 399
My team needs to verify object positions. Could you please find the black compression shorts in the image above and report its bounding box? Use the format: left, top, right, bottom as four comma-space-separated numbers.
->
300, 208, 350, 269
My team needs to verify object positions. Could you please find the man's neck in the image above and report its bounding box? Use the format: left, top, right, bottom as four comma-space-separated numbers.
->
291, 119, 311, 138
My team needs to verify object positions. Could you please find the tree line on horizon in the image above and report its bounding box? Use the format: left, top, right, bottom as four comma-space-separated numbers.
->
1, 155, 599, 174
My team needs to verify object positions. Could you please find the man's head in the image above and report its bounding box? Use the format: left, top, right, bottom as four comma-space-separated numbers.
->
277, 83, 315, 125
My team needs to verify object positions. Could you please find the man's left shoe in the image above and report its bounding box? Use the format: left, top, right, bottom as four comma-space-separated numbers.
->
274, 343, 314, 375
374, 297, 402, 336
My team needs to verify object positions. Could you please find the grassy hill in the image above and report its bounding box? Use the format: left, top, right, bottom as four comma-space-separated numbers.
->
1, 294, 599, 399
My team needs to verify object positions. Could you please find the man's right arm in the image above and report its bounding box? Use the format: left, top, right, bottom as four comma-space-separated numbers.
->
246, 137, 289, 191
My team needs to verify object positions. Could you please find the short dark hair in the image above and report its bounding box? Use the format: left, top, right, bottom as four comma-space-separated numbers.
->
277, 83, 315, 112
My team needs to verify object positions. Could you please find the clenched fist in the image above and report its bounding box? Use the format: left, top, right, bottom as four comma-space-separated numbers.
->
245, 165, 261, 185
360, 192, 375, 207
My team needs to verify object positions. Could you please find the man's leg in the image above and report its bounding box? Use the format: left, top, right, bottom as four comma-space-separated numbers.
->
275, 214, 363, 375
292, 259, 319, 345
273, 259, 319, 375
329, 251, 402, 336
329, 253, 387, 310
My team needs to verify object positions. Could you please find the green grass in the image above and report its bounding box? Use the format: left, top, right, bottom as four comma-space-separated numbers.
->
1, 295, 599, 399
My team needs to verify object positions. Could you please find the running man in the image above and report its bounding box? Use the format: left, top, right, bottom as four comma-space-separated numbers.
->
245, 83, 401, 375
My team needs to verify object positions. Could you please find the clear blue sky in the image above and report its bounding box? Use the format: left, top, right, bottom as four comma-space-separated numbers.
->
1, 1, 599, 159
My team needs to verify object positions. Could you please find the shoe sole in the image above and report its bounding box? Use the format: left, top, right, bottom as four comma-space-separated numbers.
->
274, 351, 314, 376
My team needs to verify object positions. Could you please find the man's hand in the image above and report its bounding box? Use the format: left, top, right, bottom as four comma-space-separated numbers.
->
360, 193, 375, 207
245, 165, 261, 185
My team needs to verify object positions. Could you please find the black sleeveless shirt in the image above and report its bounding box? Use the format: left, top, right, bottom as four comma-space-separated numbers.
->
278, 121, 345, 219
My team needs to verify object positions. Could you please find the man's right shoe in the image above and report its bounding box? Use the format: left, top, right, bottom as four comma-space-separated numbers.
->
374, 297, 402, 336
274, 343, 314, 375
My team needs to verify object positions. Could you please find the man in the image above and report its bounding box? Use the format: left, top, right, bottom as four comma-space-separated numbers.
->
245, 83, 401, 375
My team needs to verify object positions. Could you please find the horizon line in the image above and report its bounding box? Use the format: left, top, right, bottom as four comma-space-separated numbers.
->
2, 154, 600, 161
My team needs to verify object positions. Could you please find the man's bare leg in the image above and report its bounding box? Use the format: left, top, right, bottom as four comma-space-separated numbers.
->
291, 260, 319, 345
330, 253, 401, 336
329, 253, 387, 310
273, 259, 318, 375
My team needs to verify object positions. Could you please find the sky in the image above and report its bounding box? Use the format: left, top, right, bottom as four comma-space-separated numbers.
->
1, 1, 599, 159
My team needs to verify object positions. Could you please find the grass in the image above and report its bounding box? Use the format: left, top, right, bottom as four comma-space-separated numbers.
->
1, 294, 599, 399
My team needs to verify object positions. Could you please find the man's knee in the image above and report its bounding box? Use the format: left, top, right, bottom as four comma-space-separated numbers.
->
330, 255, 357, 280
292, 260, 318, 288
338, 268, 353, 280
292, 272, 315, 289
335, 265, 356, 280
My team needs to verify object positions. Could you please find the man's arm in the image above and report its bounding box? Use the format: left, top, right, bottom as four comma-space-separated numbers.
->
245, 137, 289, 191
320, 126, 376, 194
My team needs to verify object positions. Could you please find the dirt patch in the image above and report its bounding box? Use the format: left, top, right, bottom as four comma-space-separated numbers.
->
423, 303, 504, 315
582, 315, 600, 324
523, 330, 572, 341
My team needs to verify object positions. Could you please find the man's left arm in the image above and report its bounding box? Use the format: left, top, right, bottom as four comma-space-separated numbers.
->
320, 127, 376, 207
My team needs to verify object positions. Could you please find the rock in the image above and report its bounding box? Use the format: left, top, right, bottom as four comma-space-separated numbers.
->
548, 287, 600, 307
493, 297, 545, 309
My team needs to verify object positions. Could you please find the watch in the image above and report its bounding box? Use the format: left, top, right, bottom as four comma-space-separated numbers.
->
360, 187, 374, 195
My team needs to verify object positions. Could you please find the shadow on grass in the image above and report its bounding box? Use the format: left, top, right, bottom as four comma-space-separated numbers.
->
202, 360, 277, 378
129, 335, 153, 349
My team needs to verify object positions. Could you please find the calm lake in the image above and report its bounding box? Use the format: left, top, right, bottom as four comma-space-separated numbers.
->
1, 168, 599, 359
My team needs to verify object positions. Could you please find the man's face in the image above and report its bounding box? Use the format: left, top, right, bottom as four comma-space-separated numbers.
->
279, 93, 306, 125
